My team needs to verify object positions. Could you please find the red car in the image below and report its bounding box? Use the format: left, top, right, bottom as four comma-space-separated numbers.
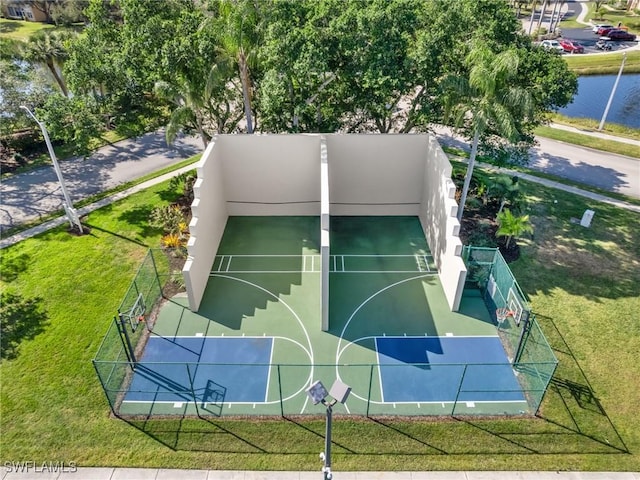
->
559, 39, 585, 54
597, 26, 615, 36
606, 29, 637, 41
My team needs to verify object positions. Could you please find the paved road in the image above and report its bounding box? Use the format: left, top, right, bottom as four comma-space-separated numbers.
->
0, 129, 202, 234
433, 127, 640, 199
1, 126, 638, 235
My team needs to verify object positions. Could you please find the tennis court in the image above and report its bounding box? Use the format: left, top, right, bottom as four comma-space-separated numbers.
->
103, 216, 550, 417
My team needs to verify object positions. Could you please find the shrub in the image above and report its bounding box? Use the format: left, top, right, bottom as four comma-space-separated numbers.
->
149, 205, 184, 234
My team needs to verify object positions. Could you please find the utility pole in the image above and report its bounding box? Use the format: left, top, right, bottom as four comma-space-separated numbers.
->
20, 106, 84, 233
598, 53, 627, 131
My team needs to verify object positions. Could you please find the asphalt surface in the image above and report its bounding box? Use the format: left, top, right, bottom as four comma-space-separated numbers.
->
432, 126, 640, 199
0, 129, 202, 234
1, 126, 639, 236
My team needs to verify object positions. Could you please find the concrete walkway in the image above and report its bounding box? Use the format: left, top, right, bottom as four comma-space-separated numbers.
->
549, 123, 640, 147
0, 164, 196, 249
1, 468, 639, 479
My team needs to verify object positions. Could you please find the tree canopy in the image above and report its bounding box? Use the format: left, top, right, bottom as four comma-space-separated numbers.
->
7, 0, 577, 160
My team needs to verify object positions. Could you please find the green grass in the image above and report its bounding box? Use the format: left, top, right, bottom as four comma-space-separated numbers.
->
0, 155, 200, 238
1, 171, 639, 470
549, 114, 640, 142
0, 19, 55, 40
534, 125, 640, 159
564, 50, 640, 75
444, 149, 640, 208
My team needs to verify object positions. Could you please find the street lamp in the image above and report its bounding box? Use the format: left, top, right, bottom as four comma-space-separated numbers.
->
598, 52, 627, 131
20, 106, 83, 233
306, 379, 352, 480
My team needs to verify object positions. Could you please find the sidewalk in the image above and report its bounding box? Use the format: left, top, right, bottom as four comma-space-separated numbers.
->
0, 164, 196, 249
549, 123, 640, 147
1, 468, 639, 479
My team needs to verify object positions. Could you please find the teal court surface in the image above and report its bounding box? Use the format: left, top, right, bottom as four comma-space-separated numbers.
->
107, 216, 544, 417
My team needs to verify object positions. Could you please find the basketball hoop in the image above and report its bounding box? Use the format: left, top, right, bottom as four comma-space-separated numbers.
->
496, 307, 512, 324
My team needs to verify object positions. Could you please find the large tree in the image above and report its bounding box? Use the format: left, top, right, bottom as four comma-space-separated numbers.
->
443, 42, 534, 222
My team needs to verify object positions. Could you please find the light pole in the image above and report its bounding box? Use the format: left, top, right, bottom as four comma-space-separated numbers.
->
598, 53, 626, 131
306, 379, 352, 480
20, 106, 83, 233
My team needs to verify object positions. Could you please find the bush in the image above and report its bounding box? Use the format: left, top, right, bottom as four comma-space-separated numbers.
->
149, 205, 185, 234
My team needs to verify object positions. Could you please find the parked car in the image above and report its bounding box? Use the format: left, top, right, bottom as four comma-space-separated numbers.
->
596, 37, 613, 50
606, 29, 637, 41
559, 39, 585, 54
593, 23, 614, 33
540, 39, 564, 53
597, 26, 616, 36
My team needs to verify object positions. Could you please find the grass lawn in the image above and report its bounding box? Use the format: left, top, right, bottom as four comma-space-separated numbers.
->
549, 114, 640, 142
1, 174, 639, 471
534, 125, 640, 159
0, 19, 55, 40
564, 50, 640, 75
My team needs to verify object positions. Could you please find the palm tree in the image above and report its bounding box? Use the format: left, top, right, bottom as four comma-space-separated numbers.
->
490, 175, 522, 217
200, 0, 260, 134
496, 208, 534, 248
21, 30, 73, 97
443, 42, 534, 222
154, 61, 243, 148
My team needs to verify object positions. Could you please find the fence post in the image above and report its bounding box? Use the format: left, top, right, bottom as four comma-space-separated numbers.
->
92, 360, 117, 415
278, 365, 284, 417
148, 249, 162, 298
515, 314, 532, 363
116, 315, 137, 364
186, 363, 200, 417
452, 364, 468, 416
367, 365, 374, 417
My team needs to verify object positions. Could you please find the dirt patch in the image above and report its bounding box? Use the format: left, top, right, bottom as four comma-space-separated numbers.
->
459, 202, 522, 262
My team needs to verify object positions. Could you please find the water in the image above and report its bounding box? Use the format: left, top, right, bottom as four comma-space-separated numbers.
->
558, 74, 640, 129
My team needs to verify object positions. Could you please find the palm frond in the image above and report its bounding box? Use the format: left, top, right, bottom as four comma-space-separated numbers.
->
166, 106, 195, 145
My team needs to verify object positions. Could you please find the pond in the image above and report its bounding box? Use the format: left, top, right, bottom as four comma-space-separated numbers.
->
558, 73, 640, 129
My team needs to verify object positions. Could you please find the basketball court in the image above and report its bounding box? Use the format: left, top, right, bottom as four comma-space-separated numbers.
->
115, 216, 531, 417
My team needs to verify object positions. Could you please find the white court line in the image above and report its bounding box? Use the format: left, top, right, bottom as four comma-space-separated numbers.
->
334, 274, 434, 403
374, 337, 385, 403
210, 274, 316, 409
264, 337, 275, 403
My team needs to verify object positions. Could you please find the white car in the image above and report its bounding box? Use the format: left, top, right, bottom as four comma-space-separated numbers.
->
540, 40, 564, 53
592, 23, 614, 33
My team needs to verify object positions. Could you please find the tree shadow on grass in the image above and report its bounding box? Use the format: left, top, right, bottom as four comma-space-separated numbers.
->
0, 291, 49, 360
0, 252, 30, 282
116, 205, 163, 239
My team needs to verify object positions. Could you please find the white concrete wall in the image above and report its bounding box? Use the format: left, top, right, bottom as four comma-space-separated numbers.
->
219, 135, 321, 215
327, 135, 426, 216
419, 135, 466, 311
320, 137, 330, 331
184, 134, 466, 314
182, 139, 229, 311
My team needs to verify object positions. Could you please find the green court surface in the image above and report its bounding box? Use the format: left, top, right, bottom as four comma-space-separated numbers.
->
120, 216, 528, 417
